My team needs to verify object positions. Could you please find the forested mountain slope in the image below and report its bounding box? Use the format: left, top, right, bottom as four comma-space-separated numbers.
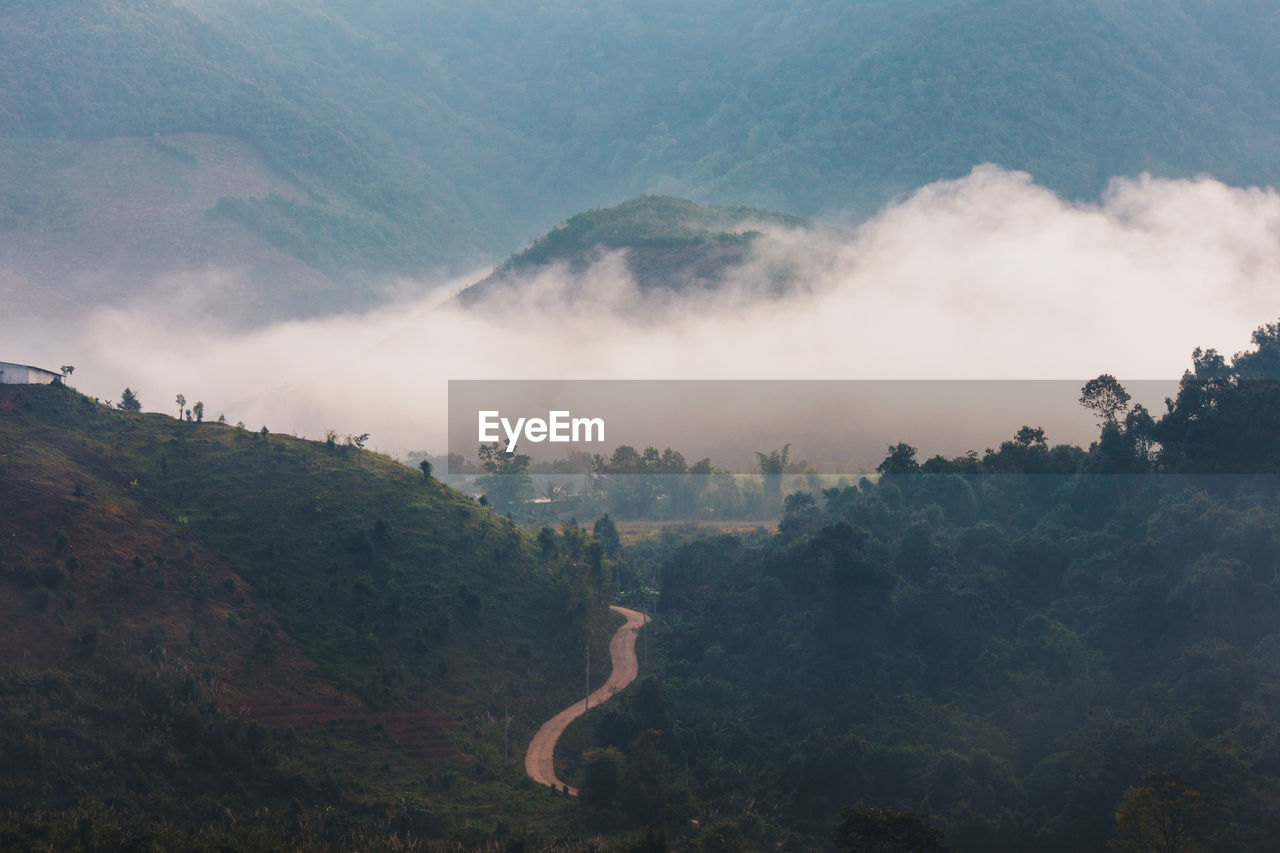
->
564, 322, 1280, 851
0, 383, 621, 849
3, 0, 1279, 320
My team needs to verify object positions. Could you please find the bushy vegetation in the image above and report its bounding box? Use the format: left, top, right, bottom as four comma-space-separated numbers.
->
467, 442, 789, 523
458, 196, 813, 304
9, 329, 1280, 848
0, 383, 629, 848
566, 321, 1280, 850
0, 666, 321, 852
498, 196, 805, 268
0, 0, 484, 274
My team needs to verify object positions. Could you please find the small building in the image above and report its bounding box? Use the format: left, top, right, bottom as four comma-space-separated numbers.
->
0, 361, 61, 385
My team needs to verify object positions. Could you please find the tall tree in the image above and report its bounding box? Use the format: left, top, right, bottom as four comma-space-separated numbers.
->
830, 806, 956, 852
593, 514, 621, 558
756, 443, 791, 506
1080, 374, 1132, 425
877, 442, 920, 475
1110, 772, 1213, 853
477, 442, 532, 513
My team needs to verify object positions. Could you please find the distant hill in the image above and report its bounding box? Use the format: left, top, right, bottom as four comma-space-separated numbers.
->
0, 383, 619, 847
3, 0, 1280, 321
455, 195, 817, 306
669, 0, 1280, 212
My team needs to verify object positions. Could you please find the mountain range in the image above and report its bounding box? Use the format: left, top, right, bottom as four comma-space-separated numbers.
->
3, 0, 1279, 321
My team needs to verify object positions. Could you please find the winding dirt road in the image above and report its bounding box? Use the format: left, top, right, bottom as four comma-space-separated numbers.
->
525, 605, 646, 796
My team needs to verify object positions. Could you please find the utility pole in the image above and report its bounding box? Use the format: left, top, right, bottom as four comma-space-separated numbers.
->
645, 589, 657, 669
585, 644, 591, 713
643, 609, 648, 669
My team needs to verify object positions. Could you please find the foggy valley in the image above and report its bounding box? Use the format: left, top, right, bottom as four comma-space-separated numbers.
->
5, 1, 1280, 851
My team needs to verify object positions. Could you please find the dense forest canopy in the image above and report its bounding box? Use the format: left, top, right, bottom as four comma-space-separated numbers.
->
557, 321, 1280, 851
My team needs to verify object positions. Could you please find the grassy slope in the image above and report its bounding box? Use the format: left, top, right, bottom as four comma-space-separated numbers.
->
0, 383, 624, 847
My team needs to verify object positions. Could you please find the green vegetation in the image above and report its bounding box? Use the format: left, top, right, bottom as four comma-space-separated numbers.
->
831, 807, 956, 853
9, 324, 1280, 848
458, 195, 814, 305
446, 440, 819, 523
0, 382, 631, 848
2, 386, 621, 708
5, 0, 1280, 295
499, 196, 806, 267
551, 320, 1280, 850
0, 666, 322, 851
1111, 772, 1214, 853
0, 0, 485, 275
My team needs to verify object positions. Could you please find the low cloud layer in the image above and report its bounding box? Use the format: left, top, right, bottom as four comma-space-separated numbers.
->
9, 165, 1280, 457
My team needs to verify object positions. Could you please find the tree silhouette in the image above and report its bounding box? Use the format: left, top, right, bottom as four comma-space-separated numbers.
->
877, 442, 920, 475
1080, 374, 1131, 425
756, 443, 791, 506
477, 442, 532, 512
119, 388, 142, 412
593, 514, 621, 558
1015, 425, 1047, 446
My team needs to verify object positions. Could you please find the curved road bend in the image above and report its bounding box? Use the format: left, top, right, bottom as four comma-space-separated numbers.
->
525, 605, 646, 796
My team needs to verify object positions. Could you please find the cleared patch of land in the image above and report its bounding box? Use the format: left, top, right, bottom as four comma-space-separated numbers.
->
614, 519, 777, 545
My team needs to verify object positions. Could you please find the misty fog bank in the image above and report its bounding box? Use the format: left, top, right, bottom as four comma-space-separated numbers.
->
7, 166, 1280, 457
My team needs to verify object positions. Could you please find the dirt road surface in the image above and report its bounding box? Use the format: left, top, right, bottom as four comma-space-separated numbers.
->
525, 605, 646, 796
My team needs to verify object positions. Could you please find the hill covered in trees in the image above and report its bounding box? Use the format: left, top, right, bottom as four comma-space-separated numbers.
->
555, 321, 1280, 851
455, 195, 816, 308
0, 383, 626, 849
8, 323, 1280, 849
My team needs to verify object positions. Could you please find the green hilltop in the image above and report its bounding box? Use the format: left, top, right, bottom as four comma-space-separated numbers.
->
456, 195, 815, 304
499, 196, 809, 264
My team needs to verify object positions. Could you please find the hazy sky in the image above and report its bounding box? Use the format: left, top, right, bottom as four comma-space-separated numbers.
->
11, 165, 1280, 458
